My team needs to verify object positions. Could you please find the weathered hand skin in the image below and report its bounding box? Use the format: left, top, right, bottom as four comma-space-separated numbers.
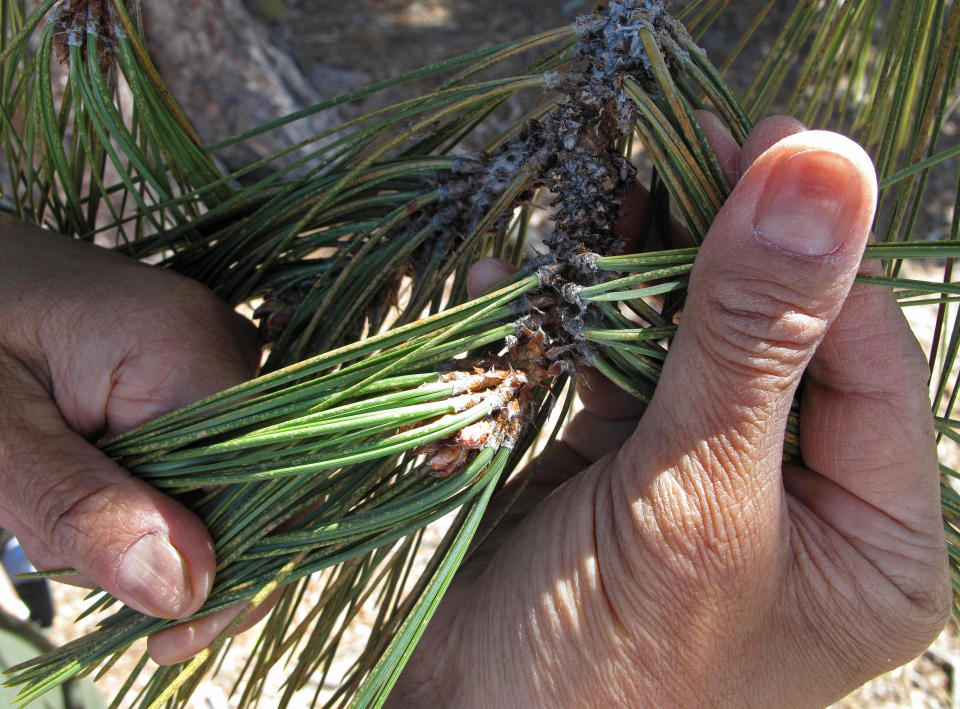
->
387, 118, 950, 708
0, 217, 258, 646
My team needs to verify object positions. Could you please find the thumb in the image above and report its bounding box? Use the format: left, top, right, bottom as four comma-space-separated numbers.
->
0, 358, 214, 620
626, 131, 877, 509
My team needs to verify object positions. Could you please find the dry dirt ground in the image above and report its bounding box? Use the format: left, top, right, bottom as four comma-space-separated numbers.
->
23, 1, 960, 707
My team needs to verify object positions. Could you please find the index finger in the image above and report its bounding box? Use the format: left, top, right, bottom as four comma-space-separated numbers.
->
791, 263, 942, 529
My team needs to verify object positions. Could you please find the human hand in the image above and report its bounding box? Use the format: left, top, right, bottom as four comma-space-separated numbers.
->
0, 217, 258, 653
388, 117, 951, 707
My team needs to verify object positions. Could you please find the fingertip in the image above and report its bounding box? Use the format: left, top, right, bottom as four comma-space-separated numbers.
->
466, 258, 519, 299
26, 453, 218, 620
147, 590, 280, 665
0, 409, 216, 619
148, 605, 242, 665
111, 487, 216, 619
165, 509, 216, 617
712, 129, 877, 261
746, 130, 878, 253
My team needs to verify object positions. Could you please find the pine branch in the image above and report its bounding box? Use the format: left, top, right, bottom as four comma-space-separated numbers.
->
2, 1, 960, 707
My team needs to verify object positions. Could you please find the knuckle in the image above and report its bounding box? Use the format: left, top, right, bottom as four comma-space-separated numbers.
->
170, 279, 229, 322
152, 278, 256, 362
895, 550, 953, 642
795, 512, 952, 670
115, 276, 256, 382
693, 272, 830, 382
855, 546, 953, 663
31, 471, 115, 556
118, 269, 224, 330
864, 577, 952, 671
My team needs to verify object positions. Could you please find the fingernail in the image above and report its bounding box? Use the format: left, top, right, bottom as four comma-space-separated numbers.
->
117, 534, 192, 618
754, 149, 863, 256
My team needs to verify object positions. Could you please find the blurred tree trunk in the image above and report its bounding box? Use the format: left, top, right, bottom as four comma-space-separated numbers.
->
141, 0, 340, 174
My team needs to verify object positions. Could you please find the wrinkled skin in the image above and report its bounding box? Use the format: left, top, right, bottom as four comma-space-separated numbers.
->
388, 117, 951, 707
0, 116, 949, 706
0, 214, 258, 632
